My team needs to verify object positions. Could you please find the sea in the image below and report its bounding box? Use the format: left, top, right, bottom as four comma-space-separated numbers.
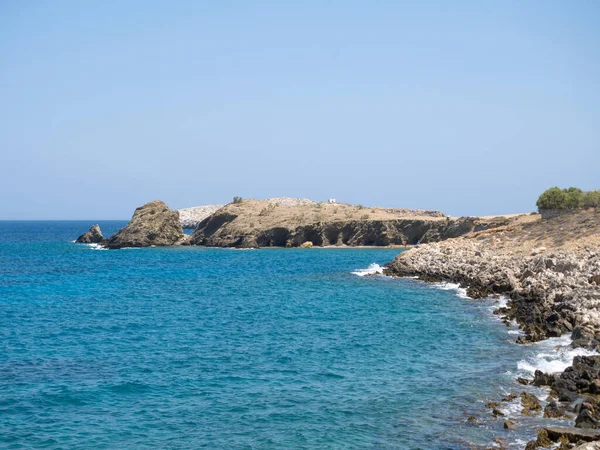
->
0, 221, 592, 449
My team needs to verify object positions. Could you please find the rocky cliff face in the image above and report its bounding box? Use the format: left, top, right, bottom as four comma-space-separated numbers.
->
189, 199, 529, 248
103, 200, 186, 249
75, 224, 104, 244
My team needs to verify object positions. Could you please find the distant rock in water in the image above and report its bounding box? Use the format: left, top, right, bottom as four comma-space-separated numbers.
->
178, 205, 224, 229
103, 200, 186, 249
75, 224, 104, 244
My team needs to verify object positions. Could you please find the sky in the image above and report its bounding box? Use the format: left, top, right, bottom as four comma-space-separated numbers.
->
1, 1, 598, 219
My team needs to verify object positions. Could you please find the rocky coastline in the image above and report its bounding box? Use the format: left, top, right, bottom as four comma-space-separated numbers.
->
385, 209, 600, 448
78, 198, 536, 251
188, 198, 533, 248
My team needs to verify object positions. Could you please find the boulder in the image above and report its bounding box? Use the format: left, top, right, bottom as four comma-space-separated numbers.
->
75, 224, 104, 244
103, 200, 185, 249
544, 426, 600, 443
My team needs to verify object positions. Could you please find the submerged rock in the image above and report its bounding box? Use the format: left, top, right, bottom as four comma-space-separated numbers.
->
103, 200, 185, 249
75, 224, 104, 244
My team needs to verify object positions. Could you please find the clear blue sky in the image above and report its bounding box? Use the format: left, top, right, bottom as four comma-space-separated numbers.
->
1, 1, 598, 219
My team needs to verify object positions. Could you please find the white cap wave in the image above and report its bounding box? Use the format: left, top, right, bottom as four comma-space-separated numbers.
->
352, 263, 384, 277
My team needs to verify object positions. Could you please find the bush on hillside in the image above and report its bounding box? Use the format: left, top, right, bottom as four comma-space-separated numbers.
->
564, 187, 584, 209
232, 196, 243, 204
536, 187, 568, 210
536, 187, 598, 211
583, 190, 600, 208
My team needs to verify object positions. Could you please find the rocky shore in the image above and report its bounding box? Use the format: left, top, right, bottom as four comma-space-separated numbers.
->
385, 209, 600, 448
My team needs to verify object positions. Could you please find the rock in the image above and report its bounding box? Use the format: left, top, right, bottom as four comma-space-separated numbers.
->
103, 200, 185, 249
527, 428, 552, 448
533, 370, 556, 387
555, 356, 600, 401
501, 393, 517, 402
572, 442, 600, 450
517, 377, 531, 386
467, 415, 477, 423
504, 420, 516, 430
75, 224, 104, 244
521, 392, 542, 416
576, 402, 600, 429
300, 241, 313, 248
544, 400, 568, 418
544, 426, 600, 443
492, 408, 505, 417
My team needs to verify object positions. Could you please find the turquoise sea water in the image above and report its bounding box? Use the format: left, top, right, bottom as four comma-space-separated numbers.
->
0, 222, 570, 449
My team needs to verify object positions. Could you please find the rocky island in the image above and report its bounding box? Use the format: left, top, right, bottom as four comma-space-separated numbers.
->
78, 200, 188, 249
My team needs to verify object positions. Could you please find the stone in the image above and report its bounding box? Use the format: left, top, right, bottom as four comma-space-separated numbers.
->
544, 400, 568, 418
521, 392, 541, 416
544, 426, 600, 443
501, 393, 517, 402
504, 420, 516, 430
492, 408, 505, 417
300, 241, 313, 248
102, 200, 185, 249
533, 370, 556, 387
75, 224, 104, 244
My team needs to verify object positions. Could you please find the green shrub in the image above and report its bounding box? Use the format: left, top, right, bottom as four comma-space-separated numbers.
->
536, 187, 568, 211
232, 196, 243, 204
357, 204, 364, 210
564, 187, 583, 209
583, 190, 600, 208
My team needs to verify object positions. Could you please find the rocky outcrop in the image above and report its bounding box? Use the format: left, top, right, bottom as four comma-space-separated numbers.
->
103, 200, 186, 249
189, 198, 531, 248
386, 210, 600, 344
178, 205, 224, 229
75, 224, 104, 244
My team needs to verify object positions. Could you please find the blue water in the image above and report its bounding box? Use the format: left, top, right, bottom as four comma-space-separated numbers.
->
0, 222, 552, 449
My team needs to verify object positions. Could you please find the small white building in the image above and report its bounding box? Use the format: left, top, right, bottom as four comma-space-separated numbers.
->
328, 198, 337, 203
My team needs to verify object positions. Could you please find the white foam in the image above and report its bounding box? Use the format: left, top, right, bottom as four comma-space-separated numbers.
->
499, 397, 523, 418
87, 243, 107, 251
497, 296, 509, 308
432, 282, 469, 299
517, 335, 599, 376
352, 263, 384, 277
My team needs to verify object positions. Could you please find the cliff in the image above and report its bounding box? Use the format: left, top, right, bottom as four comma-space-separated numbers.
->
189, 198, 532, 248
